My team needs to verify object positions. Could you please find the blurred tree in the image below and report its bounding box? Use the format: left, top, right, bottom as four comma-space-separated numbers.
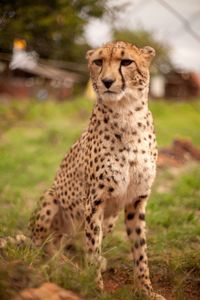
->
0, 0, 106, 62
113, 29, 173, 74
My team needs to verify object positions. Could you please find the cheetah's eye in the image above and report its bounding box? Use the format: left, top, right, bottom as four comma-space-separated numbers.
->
93, 59, 103, 66
121, 59, 134, 66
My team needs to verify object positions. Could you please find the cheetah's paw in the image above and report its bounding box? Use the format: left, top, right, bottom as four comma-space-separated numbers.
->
95, 274, 104, 291
150, 292, 167, 300
100, 256, 107, 272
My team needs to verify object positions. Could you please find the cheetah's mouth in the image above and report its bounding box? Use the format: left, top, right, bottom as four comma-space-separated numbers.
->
104, 91, 116, 94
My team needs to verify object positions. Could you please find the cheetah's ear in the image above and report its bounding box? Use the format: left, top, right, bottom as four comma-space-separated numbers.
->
86, 49, 94, 60
141, 46, 155, 63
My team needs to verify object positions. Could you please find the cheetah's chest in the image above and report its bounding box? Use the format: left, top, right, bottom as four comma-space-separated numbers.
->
101, 129, 157, 216
123, 135, 156, 195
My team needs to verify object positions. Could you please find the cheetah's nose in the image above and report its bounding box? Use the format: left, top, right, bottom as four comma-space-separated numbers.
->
102, 78, 115, 89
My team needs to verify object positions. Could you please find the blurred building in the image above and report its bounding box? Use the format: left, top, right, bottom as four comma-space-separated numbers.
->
150, 70, 200, 99
164, 70, 200, 99
0, 39, 80, 100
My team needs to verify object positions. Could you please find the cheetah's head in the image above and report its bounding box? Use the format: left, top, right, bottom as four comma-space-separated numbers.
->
86, 41, 155, 103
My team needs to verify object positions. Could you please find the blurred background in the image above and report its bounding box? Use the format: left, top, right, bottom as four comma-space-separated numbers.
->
0, 1, 200, 300
1, 0, 200, 100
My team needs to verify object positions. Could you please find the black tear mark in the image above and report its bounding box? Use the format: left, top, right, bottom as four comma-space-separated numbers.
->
119, 65, 125, 90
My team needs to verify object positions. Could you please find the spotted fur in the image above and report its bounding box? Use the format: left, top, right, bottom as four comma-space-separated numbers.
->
28, 41, 164, 299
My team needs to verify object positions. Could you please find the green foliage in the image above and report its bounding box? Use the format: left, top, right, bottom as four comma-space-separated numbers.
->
0, 0, 106, 62
113, 29, 172, 73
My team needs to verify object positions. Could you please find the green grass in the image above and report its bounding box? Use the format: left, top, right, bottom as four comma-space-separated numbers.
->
150, 100, 200, 147
0, 97, 200, 299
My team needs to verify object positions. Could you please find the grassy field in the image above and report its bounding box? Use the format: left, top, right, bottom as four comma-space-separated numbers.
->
0, 98, 200, 300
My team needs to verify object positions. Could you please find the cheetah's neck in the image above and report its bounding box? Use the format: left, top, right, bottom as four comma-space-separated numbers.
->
96, 87, 150, 123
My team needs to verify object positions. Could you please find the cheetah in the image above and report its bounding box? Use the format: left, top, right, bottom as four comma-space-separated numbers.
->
3, 41, 166, 299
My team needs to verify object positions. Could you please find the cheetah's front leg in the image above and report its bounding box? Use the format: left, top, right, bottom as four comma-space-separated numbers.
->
84, 196, 105, 290
125, 194, 152, 295
125, 195, 166, 300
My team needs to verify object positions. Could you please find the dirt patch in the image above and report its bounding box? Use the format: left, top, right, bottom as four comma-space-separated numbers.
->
158, 139, 200, 168
103, 266, 132, 293
151, 267, 175, 300
103, 264, 200, 300
103, 266, 174, 299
